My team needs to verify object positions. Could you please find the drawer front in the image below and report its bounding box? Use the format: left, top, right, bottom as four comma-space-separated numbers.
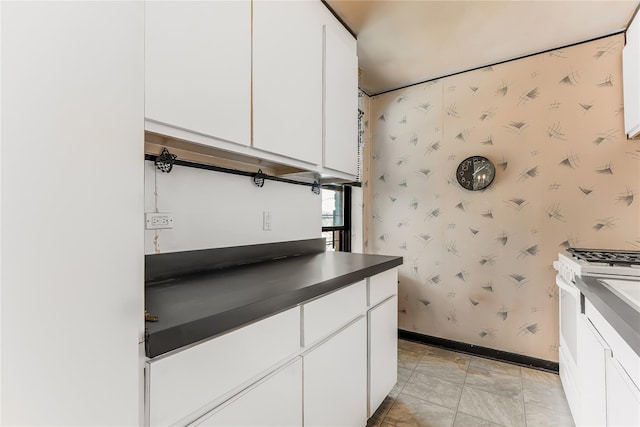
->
368, 268, 398, 307
192, 357, 302, 427
148, 307, 301, 426
303, 280, 366, 347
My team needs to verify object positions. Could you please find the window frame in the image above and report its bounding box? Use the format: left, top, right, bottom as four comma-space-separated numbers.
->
321, 185, 351, 252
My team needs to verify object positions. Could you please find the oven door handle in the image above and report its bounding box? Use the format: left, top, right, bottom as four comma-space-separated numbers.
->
556, 273, 581, 298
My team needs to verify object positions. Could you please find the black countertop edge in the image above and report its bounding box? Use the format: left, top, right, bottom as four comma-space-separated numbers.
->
146, 238, 326, 284
576, 275, 640, 357
146, 256, 403, 358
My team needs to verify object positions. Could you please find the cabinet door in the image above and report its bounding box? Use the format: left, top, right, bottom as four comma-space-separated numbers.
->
193, 358, 302, 427
324, 14, 359, 176
577, 316, 609, 427
606, 355, 640, 427
145, 1, 251, 146
624, 12, 640, 138
304, 317, 367, 427
368, 295, 398, 417
253, 0, 323, 165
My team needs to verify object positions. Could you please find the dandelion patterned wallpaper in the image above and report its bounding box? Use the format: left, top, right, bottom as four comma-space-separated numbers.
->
366, 34, 640, 362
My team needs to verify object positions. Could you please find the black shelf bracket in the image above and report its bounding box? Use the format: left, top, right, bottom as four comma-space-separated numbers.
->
145, 150, 326, 194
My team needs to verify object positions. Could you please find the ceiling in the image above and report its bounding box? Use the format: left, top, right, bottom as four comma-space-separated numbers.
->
325, 0, 640, 95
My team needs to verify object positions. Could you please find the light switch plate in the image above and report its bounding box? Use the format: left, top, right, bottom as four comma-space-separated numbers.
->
263, 211, 272, 231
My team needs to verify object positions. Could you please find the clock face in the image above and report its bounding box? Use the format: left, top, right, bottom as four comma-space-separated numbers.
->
456, 156, 496, 191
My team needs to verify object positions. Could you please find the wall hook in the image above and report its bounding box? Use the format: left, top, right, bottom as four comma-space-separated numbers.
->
253, 169, 266, 188
311, 181, 321, 195
155, 148, 177, 173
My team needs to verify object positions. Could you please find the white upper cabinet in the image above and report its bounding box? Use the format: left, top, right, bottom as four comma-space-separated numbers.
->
323, 11, 359, 177
624, 12, 640, 138
145, 1, 251, 147
144, 0, 358, 179
252, 0, 324, 165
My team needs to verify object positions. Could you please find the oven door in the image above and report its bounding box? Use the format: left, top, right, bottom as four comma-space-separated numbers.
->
556, 273, 581, 422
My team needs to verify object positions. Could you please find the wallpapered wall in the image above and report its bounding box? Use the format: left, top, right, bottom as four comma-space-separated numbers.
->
367, 34, 640, 362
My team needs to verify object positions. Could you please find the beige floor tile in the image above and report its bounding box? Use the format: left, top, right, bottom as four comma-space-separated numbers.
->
398, 339, 430, 354
381, 340, 572, 427
521, 366, 560, 384
398, 366, 413, 383
398, 348, 423, 371
389, 366, 413, 398
522, 381, 571, 414
382, 393, 456, 427
458, 385, 525, 427
453, 412, 506, 427
414, 350, 470, 384
469, 356, 522, 378
524, 402, 575, 427
424, 345, 471, 361
464, 365, 523, 400
402, 369, 463, 410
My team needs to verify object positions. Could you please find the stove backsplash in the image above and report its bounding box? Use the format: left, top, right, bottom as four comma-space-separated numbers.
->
367, 33, 640, 362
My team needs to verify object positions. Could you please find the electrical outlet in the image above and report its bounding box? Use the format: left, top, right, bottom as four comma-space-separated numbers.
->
263, 211, 272, 231
146, 212, 174, 230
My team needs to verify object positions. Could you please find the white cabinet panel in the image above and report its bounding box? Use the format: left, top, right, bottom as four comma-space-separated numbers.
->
324, 14, 358, 176
368, 296, 398, 417
303, 280, 367, 347
577, 316, 609, 427
253, 0, 323, 165
304, 317, 368, 427
606, 355, 640, 427
193, 358, 302, 427
624, 12, 640, 138
585, 300, 639, 390
368, 268, 398, 307
148, 307, 300, 426
1, 2, 143, 425
145, 1, 251, 146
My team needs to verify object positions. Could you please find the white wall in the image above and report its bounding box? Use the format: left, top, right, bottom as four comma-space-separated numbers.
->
1, 2, 143, 424
144, 161, 322, 253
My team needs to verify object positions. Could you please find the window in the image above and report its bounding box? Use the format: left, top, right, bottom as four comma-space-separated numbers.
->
321, 185, 351, 251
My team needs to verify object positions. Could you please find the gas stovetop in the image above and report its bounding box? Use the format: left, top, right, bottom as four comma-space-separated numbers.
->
567, 248, 640, 266
555, 249, 640, 281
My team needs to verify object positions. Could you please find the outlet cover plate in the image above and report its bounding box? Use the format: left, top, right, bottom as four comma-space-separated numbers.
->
145, 212, 174, 230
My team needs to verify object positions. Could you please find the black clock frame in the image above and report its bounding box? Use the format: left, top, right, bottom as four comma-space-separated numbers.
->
456, 156, 496, 191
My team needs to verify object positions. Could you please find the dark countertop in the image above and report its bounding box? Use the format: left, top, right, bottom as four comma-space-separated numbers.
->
145, 250, 403, 358
576, 275, 640, 357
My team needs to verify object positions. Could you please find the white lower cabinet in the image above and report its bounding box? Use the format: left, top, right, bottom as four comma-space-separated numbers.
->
578, 299, 640, 427
192, 358, 302, 427
145, 269, 399, 426
147, 307, 301, 426
577, 315, 609, 427
368, 295, 398, 417
606, 355, 640, 427
303, 316, 368, 427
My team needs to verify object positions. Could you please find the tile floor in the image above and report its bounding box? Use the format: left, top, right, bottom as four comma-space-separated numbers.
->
368, 339, 575, 427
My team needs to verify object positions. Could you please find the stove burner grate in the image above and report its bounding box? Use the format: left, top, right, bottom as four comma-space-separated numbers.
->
567, 248, 640, 266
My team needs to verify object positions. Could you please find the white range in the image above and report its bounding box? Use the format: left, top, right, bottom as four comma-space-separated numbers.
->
553, 248, 640, 426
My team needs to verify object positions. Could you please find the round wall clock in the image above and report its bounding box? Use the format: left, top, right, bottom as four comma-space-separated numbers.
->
456, 156, 496, 191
